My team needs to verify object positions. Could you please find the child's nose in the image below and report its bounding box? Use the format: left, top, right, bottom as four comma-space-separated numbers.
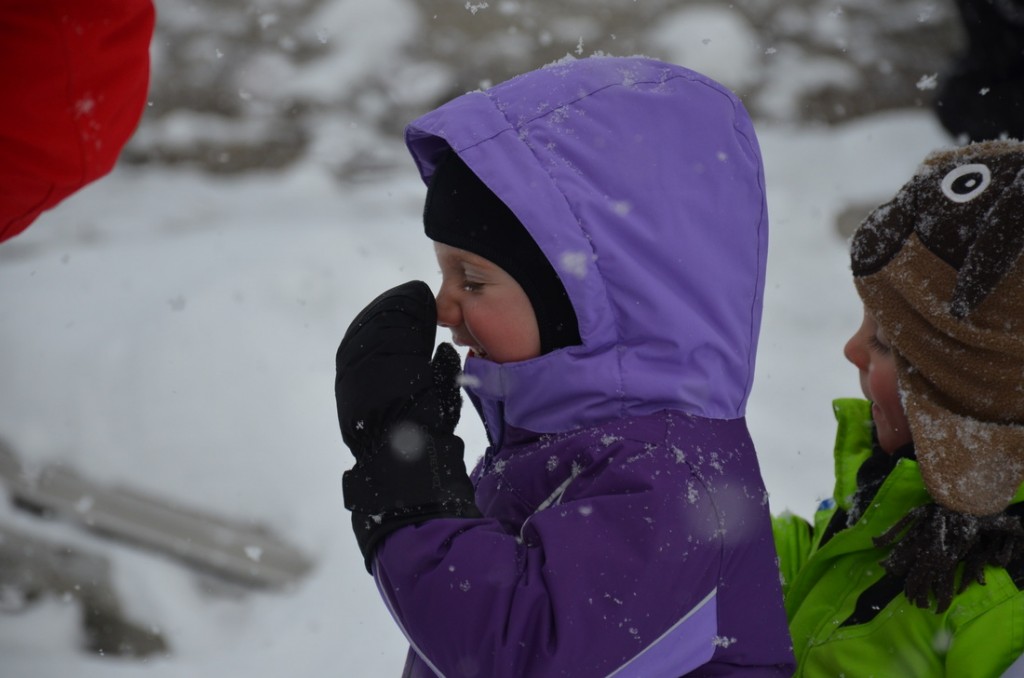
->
843, 333, 866, 369
435, 289, 460, 328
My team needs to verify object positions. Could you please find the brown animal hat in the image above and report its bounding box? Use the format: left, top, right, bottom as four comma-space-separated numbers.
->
850, 139, 1024, 516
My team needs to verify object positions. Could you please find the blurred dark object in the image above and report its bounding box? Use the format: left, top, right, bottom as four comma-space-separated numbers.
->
933, 0, 1024, 141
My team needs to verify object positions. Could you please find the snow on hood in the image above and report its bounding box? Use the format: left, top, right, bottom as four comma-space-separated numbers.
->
405, 55, 768, 435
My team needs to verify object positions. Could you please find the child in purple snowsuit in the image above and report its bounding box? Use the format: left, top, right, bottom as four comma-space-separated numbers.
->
335, 56, 794, 677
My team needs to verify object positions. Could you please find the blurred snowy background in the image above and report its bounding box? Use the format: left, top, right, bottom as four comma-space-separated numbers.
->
0, 0, 962, 675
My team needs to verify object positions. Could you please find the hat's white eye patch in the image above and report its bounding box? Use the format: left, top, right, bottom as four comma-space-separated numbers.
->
941, 163, 991, 203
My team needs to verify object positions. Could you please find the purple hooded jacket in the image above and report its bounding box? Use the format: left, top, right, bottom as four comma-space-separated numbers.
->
374, 56, 794, 677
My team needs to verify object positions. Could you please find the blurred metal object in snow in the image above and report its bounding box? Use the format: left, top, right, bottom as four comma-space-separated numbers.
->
0, 439, 313, 590
0, 522, 168, 658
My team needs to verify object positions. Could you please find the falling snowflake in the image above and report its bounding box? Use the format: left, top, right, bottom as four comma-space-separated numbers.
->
560, 251, 590, 280
457, 373, 481, 388
74, 97, 95, 116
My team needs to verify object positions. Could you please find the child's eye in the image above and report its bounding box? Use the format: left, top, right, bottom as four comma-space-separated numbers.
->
462, 280, 484, 293
868, 335, 891, 355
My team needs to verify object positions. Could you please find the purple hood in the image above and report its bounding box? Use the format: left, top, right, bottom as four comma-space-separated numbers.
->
406, 56, 768, 439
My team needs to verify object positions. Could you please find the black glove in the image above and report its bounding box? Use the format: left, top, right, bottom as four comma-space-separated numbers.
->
336, 280, 480, 571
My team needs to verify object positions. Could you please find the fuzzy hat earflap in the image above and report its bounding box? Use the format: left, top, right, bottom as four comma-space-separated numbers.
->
850, 139, 1024, 517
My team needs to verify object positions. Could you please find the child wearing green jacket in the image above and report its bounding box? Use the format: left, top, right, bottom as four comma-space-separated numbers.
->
774, 139, 1024, 676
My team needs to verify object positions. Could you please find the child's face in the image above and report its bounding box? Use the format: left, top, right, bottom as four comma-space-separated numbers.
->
433, 242, 541, 363
844, 308, 913, 454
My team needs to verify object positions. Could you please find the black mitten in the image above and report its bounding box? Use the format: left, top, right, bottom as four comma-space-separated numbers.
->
336, 280, 480, 571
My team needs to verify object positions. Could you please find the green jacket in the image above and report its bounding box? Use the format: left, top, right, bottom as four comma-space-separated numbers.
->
773, 398, 1024, 677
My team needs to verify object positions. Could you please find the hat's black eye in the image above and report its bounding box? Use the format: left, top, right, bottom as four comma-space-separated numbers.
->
941, 163, 991, 203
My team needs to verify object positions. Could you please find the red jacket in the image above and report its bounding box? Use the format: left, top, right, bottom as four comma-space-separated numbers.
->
0, 0, 154, 242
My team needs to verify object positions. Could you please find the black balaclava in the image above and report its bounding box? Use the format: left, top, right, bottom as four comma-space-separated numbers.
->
423, 151, 581, 355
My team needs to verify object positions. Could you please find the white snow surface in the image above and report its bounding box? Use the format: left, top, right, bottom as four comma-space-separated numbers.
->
0, 8, 953, 677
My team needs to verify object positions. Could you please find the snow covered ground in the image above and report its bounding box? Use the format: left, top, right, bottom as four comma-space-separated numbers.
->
0, 2, 956, 676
